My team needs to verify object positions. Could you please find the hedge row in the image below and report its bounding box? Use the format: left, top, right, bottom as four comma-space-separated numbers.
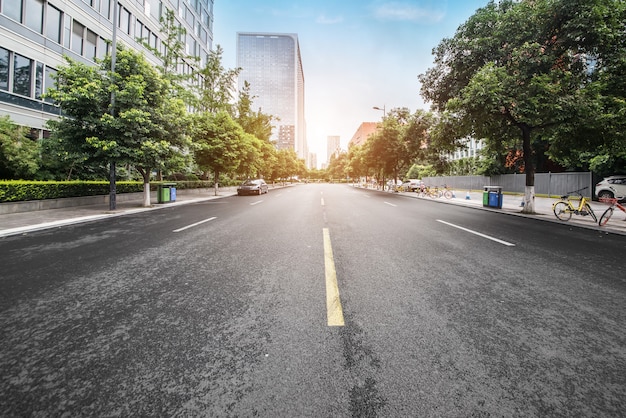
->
0, 180, 217, 203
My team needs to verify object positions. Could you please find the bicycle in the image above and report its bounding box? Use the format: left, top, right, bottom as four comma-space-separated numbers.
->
438, 185, 453, 199
552, 187, 597, 223
598, 197, 626, 226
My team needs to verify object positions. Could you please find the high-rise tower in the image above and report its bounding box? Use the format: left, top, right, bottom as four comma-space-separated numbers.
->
236, 32, 307, 163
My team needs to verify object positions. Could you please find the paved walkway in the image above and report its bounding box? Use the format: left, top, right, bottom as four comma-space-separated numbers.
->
1, 185, 625, 238
368, 186, 626, 236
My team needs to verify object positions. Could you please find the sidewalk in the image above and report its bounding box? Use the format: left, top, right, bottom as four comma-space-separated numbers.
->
0, 188, 239, 238
379, 187, 626, 236
1, 186, 625, 238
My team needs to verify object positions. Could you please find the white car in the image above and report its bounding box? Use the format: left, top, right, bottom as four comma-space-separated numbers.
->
595, 176, 626, 201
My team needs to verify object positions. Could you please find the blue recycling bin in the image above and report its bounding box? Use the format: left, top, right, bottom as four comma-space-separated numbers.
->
483, 186, 503, 209
157, 183, 176, 203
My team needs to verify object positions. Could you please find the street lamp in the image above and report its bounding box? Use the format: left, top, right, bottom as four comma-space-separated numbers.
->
109, 1, 119, 211
373, 105, 386, 117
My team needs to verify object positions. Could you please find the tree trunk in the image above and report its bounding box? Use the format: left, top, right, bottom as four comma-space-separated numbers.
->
137, 167, 151, 207
214, 171, 219, 196
521, 125, 536, 214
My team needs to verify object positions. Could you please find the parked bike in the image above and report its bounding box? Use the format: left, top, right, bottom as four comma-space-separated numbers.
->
552, 187, 597, 223
598, 197, 626, 227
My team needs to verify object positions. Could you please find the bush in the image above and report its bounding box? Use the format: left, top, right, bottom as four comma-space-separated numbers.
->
0, 181, 143, 203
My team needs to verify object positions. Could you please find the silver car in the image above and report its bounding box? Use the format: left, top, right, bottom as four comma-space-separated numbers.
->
237, 179, 269, 196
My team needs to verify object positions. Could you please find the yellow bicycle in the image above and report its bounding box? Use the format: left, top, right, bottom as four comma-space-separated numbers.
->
552, 187, 597, 223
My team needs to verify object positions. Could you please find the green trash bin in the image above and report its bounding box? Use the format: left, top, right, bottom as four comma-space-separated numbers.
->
483, 186, 503, 208
157, 183, 176, 203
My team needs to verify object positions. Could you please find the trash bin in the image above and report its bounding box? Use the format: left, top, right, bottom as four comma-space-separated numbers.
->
157, 183, 176, 203
483, 186, 503, 209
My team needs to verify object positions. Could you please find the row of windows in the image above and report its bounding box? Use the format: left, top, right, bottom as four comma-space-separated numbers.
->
0, 46, 56, 103
0, 0, 210, 65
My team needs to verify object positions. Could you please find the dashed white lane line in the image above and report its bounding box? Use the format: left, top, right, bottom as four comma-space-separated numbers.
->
173, 217, 217, 232
436, 220, 516, 247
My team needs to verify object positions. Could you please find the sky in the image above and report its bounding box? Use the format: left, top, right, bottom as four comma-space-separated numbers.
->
212, 0, 490, 167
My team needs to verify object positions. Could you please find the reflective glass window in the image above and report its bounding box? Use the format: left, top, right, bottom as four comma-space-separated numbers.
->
85, 29, 97, 60
71, 20, 84, 55
45, 4, 62, 43
25, 0, 44, 33
35, 62, 43, 99
3, 0, 22, 22
44, 66, 57, 103
13, 53, 32, 97
0, 47, 9, 91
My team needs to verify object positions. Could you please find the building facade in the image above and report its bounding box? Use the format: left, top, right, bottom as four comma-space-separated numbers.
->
236, 32, 308, 165
0, 0, 214, 137
326, 135, 340, 164
348, 122, 378, 148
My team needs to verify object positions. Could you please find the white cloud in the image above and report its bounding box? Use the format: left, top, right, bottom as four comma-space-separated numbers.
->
316, 14, 344, 24
372, 2, 445, 23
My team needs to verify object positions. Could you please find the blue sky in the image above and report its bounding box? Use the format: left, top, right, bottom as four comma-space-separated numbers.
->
213, 0, 490, 165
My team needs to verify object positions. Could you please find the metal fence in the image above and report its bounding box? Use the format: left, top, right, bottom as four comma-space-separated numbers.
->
421, 172, 594, 198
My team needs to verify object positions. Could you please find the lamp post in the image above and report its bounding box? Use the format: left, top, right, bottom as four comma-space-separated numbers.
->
373, 105, 386, 117
109, 0, 119, 211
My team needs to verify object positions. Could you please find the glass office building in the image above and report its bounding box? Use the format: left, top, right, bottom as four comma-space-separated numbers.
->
0, 0, 214, 138
236, 32, 307, 163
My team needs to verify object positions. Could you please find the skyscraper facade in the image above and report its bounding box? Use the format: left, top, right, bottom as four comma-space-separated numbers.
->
236, 32, 307, 164
327, 135, 340, 164
0, 0, 214, 137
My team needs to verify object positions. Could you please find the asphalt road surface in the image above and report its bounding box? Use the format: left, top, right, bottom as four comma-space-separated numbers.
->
1, 184, 625, 417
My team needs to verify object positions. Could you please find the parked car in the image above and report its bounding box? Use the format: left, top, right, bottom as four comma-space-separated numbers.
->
237, 179, 268, 195
595, 175, 626, 201
401, 179, 423, 192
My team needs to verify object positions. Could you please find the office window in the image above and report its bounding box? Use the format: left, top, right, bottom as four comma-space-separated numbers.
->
0, 47, 8, 91
13, 53, 32, 97
97, 36, 108, 60
2, 0, 22, 22
149, 32, 158, 50
100, 0, 111, 19
71, 20, 84, 55
25, 0, 44, 33
135, 19, 144, 40
85, 29, 97, 60
184, 5, 194, 26
146, 0, 160, 20
44, 66, 56, 103
35, 62, 44, 99
45, 4, 62, 43
119, 6, 131, 35
63, 15, 71, 49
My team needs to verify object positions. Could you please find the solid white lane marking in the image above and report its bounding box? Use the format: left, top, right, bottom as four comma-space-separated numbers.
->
384, 201, 397, 207
250, 200, 263, 206
436, 220, 516, 247
323, 228, 345, 327
173, 217, 217, 232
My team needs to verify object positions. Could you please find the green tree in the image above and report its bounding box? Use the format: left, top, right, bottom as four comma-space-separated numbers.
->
0, 116, 40, 179
46, 45, 189, 206
193, 111, 247, 194
138, 8, 197, 105
194, 45, 240, 114
419, 0, 626, 213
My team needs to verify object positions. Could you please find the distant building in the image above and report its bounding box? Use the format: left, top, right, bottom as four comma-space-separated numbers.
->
327, 135, 340, 163
236, 32, 308, 165
0, 0, 213, 137
348, 122, 379, 148
448, 137, 484, 160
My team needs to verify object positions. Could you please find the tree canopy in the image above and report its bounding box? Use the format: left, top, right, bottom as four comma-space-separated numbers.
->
419, 0, 626, 212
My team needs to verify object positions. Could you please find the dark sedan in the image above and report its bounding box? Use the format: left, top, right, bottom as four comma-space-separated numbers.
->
237, 179, 269, 195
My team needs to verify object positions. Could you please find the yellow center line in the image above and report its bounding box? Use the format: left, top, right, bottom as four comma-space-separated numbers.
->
323, 228, 345, 326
